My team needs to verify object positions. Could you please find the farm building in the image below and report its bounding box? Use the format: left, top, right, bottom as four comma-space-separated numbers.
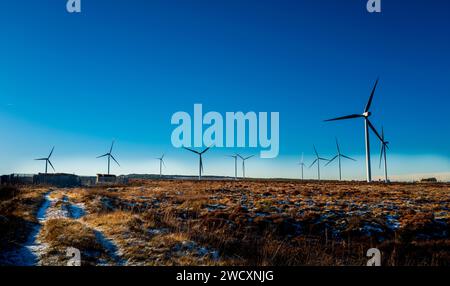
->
0, 174, 34, 185
79, 176, 97, 186
33, 173, 80, 187
96, 174, 117, 185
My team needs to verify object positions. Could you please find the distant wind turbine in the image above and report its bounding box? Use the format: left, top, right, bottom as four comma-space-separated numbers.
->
377, 126, 390, 183
97, 141, 120, 175
156, 154, 166, 178
309, 145, 329, 181
324, 78, 381, 182
237, 154, 254, 179
298, 153, 306, 180
325, 138, 356, 181
183, 146, 212, 180
227, 154, 239, 180
35, 146, 55, 174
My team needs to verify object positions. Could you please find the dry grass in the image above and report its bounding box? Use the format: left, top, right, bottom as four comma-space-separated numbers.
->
1, 180, 449, 266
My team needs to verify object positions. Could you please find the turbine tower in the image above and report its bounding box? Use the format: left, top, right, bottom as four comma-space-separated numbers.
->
35, 146, 55, 174
227, 154, 239, 180
97, 141, 120, 175
325, 138, 356, 181
156, 154, 166, 178
309, 145, 329, 181
237, 154, 254, 179
324, 78, 380, 182
183, 146, 212, 180
298, 153, 306, 180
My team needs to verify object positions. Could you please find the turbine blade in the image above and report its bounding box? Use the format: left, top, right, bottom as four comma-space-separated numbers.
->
319, 157, 329, 161
341, 154, 356, 161
97, 153, 109, 158
110, 141, 115, 153
48, 146, 55, 158
201, 146, 211, 154
313, 145, 318, 157
183, 147, 200, 154
324, 114, 363, 122
335, 138, 340, 154
379, 145, 384, 169
35, 158, 47, 161
244, 155, 255, 160
162, 160, 166, 168
367, 120, 383, 142
309, 159, 318, 169
325, 155, 338, 166
48, 160, 55, 172
237, 154, 244, 160
111, 155, 120, 166
365, 78, 379, 112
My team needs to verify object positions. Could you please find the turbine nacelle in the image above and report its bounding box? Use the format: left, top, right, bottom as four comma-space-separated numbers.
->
362, 111, 371, 117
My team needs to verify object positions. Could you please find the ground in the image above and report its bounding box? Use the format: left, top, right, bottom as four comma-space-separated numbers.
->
0, 180, 449, 266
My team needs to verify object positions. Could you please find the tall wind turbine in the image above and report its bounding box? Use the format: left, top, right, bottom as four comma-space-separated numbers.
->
309, 145, 329, 181
156, 154, 166, 178
377, 127, 390, 183
227, 154, 238, 180
298, 153, 306, 180
97, 141, 120, 175
183, 146, 212, 180
324, 78, 380, 182
237, 154, 254, 179
325, 138, 356, 181
35, 147, 55, 174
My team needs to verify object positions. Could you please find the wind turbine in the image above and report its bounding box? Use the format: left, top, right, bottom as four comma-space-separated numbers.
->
97, 141, 120, 175
377, 126, 390, 183
35, 147, 55, 174
237, 154, 254, 179
325, 138, 356, 181
298, 153, 306, 180
324, 78, 380, 182
183, 146, 212, 180
156, 154, 166, 178
309, 145, 329, 181
227, 154, 239, 180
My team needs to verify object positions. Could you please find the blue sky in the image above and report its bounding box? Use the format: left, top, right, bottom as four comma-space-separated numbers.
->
0, 0, 449, 180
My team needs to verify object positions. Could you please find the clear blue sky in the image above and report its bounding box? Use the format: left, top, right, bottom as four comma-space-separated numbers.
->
0, 0, 449, 180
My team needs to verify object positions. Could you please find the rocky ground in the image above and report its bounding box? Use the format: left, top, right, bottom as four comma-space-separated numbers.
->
1, 180, 449, 266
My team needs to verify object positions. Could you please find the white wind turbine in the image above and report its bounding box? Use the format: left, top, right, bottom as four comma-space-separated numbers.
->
325, 138, 356, 181
324, 78, 381, 182
156, 154, 166, 178
376, 126, 390, 183
183, 146, 212, 180
227, 154, 239, 180
309, 145, 329, 181
237, 154, 254, 179
97, 141, 120, 175
298, 153, 306, 180
35, 146, 55, 174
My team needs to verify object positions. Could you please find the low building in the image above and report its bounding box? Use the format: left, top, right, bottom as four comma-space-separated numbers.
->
33, 173, 80, 188
79, 176, 97, 186
96, 174, 117, 185
1, 174, 34, 185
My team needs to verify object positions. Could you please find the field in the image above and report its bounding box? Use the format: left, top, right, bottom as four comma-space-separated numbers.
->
1, 180, 449, 266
